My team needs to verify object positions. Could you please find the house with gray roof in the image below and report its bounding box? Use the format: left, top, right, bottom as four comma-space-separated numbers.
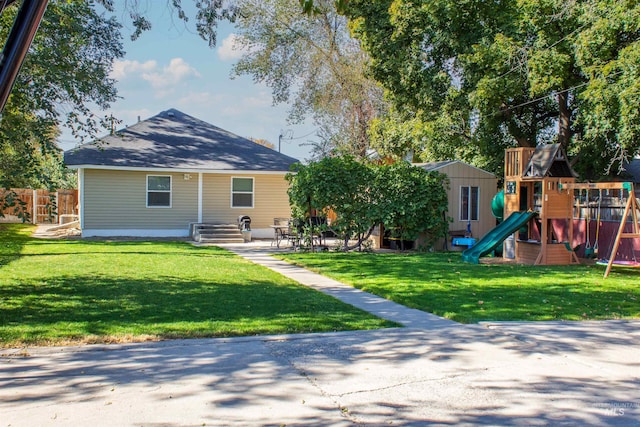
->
64, 109, 299, 238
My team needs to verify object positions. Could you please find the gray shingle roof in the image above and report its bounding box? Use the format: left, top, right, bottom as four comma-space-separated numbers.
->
522, 143, 576, 178
414, 160, 458, 171
64, 109, 299, 172
622, 158, 640, 182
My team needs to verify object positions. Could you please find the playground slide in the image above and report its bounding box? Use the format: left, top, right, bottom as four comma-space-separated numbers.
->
462, 211, 537, 264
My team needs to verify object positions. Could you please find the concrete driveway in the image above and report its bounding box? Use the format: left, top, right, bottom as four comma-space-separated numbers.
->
1, 243, 639, 426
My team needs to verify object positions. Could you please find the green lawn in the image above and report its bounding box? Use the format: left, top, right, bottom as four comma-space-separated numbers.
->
0, 225, 394, 348
278, 251, 640, 323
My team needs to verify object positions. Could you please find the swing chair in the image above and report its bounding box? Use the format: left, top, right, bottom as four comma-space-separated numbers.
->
596, 238, 640, 267
585, 190, 602, 259
584, 190, 594, 258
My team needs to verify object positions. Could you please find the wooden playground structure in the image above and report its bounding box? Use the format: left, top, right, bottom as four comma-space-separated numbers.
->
503, 145, 640, 277
504, 145, 580, 266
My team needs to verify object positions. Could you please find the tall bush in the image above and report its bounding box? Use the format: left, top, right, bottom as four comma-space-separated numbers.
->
287, 157, 450, 251
374, 163, 450, 250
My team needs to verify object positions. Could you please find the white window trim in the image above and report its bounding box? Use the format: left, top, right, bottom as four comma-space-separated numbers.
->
231, 176, 254, 209
460, 185, 480, 222
146, 174, 172, 208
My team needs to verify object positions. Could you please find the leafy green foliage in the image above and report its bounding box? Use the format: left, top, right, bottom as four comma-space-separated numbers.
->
232, 0, 387, 159
287, 156, 376, 249
299, 0, 351, 15
374, 163, 450, 247
280, 251, 640, 323
0, 225, 394, 347
344, 0, 640, 179
95, 0, 236, 47
287, 156, 449, 250
0, 0, 124, 188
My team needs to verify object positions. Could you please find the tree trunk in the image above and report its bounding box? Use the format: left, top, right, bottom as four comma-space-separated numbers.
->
308, 198, 314, 252
558, 91, 571, 148
343, 225, 376, 251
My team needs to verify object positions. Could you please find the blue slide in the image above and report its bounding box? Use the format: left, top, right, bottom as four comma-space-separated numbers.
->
462, 211, 537, 264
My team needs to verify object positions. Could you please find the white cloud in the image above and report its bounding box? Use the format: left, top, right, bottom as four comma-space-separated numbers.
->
111, 58, 200, 95
142, 58, 201, 89
217, 33, 251, 61
110, 59, 157, 80
176, 92, 226, 108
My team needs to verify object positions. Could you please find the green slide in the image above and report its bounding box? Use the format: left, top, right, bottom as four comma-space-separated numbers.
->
462, 211, 537, 264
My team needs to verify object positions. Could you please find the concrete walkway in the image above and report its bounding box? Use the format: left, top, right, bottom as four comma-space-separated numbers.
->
224, 244, 457, 330
1, 242, 639, 426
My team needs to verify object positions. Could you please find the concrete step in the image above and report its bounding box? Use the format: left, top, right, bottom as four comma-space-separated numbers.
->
198, 232, 243, 239
191, 223, 250, 243
193, 226, 238, 232
199, 237, 245, 244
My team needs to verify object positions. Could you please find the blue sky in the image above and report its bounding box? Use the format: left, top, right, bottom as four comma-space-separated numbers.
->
58, 4, 315, 161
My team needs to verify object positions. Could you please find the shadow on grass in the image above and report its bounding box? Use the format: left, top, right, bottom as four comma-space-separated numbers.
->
12, 238, 238, 257
0, 274, 393, 346
280, 252, 640, 323
1, 230, 637, 424
0, 224, 33, 267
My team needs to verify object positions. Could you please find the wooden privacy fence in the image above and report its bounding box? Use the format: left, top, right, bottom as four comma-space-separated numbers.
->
0, 188, 78, 224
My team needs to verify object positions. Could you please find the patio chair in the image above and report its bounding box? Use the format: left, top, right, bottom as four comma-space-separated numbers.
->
272, 217, 290, 248
285, 218, 301, 248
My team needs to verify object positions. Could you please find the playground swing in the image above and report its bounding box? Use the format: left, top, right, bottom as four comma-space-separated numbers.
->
597, 234, 640, 267
598, 189, 640, 277
585, 190, 603, 259
593, 191, 602, 257
584, 190, 593, 258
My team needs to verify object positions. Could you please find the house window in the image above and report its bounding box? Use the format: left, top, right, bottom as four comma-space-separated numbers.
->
147, 175, 171, 208
231, 177, 254, 208
460, 186, 479, 221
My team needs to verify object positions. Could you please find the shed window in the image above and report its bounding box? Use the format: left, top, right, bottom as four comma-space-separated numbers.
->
460, 186, 479, 221
232, 177, 254, 208
147, 175, 171, 208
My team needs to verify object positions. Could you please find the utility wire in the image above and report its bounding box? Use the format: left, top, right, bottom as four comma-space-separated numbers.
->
493, 21, 591, 81
284, 128, 319, 140
497, 69, 624, 116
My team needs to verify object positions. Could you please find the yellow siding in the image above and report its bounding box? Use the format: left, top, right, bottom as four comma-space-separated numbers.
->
202, 174, 292, 228
83, 169, 198, 229
438, 163, 498, 240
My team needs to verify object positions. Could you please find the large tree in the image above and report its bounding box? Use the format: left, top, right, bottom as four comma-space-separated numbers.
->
0, 0, 123, 188
344, 0, 640, 179
287, 156, 376, 250
231, 0, 387, 159
286, 156, 449, 251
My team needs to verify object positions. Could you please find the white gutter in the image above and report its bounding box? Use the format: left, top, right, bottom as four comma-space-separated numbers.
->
197, 172, 203, 223
78, 168, 84, 230
64, 164, 293, 175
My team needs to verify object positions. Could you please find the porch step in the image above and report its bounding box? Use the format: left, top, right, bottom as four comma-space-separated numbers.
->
191, 223, 246, 243
199, 232, 243, 239
199, 237, 245, 244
